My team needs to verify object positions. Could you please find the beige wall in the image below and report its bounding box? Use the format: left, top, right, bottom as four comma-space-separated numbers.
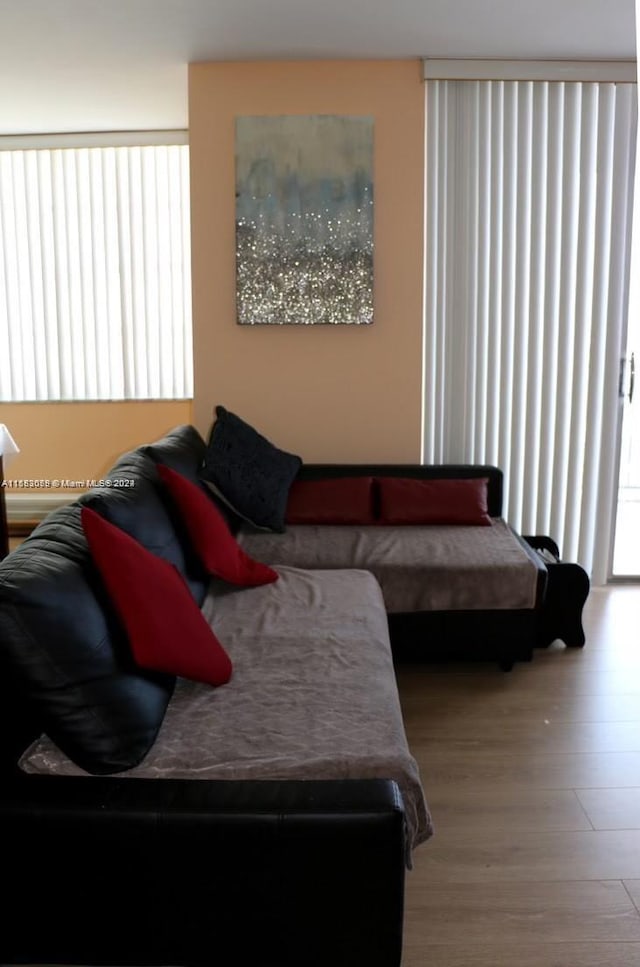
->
1, 401, 192, 487
189, 60, 425, 462
3, 59, 425, 492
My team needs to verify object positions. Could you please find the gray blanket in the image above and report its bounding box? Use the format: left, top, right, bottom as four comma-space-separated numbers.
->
20, 566, 432, 863
239, 519, 539, 612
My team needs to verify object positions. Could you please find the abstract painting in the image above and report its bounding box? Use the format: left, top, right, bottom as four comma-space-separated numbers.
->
235, 115, 374, 325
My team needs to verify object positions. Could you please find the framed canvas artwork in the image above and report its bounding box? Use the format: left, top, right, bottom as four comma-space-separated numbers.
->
235, 115, 374, 325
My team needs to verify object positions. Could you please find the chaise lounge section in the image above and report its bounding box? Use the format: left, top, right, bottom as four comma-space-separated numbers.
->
241, 462, 550, 670
0, 424, 427, 967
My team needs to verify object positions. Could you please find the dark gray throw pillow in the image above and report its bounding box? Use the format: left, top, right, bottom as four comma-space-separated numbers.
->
200, 406, 302, 532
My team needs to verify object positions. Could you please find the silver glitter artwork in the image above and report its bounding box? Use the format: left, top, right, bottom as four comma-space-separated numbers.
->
235, 115, 374, 325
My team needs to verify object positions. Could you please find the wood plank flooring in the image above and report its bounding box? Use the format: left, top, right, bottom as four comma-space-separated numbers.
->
397, 585, 640, 966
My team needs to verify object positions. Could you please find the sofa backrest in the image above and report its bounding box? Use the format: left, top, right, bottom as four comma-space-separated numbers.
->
0, 425, 209, 775
0, 500, 176, 775
296, 464, 504, 518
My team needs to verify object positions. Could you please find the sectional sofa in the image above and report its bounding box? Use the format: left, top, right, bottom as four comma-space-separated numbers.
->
0, 410, 587, 966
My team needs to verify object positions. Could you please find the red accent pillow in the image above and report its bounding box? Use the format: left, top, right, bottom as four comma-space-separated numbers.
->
81, 507, 232, 687
285, 477, 375, 525
377, 477, 492, 526
157, 464, 278, 587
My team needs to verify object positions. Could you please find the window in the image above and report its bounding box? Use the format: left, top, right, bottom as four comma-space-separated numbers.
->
0, 137, 193, 402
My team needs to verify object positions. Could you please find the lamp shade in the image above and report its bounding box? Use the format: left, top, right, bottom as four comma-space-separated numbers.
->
0, 425, 19, 469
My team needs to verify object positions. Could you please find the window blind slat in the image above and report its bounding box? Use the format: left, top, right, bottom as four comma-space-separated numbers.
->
564, 86, 599, 558
521, 83, 549, 533
463, 81, 480, 463
551, 83, 582, 548
510, 81, 534, 526
424, 81, 439, 463
578, 86, 617, 572
475, 82, 492, 464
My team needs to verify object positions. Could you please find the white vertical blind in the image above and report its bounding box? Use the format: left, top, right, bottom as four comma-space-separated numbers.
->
424, 79, 637, 583
0, 143, 193, 401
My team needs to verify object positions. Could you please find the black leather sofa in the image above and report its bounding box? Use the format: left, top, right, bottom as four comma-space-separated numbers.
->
0, 423, 589, 966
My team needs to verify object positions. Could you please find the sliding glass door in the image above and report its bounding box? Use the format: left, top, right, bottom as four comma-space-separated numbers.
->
612, 180, 639, 577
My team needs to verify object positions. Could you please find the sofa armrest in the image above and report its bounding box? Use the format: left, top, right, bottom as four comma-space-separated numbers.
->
1, 775, 406, 967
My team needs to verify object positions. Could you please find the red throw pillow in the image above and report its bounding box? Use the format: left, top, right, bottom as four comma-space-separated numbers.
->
157, 464, 278, 587
81, 507, 232, 687
285, 477, 375, 525
377, 477, 492, 526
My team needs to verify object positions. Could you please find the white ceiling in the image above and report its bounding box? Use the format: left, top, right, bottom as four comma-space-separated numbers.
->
0, 0, 636, 135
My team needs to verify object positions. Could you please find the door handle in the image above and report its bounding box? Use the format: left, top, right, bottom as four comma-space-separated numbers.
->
630, 352, 635, 404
